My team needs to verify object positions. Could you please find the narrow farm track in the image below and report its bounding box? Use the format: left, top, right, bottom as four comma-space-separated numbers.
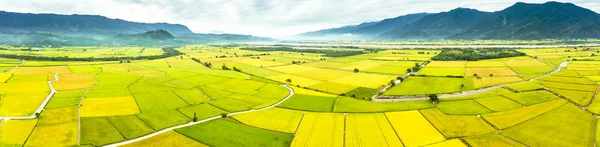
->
104, 84, 296, 147
0, 59, 24, 74
373, 61, 571, 102
0, 73, 59, 120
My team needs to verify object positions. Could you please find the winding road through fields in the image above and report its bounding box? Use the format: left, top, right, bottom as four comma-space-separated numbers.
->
373, 61, 570, 102
104, 85, 296, 147
0, 73, 59, 120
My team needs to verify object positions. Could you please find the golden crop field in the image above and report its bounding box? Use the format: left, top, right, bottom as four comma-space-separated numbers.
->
385, 111, 446, 146
291, 113, 344, 147
232, 108, 304, 133
345, 113, 402, 147
80, 96, 140, 117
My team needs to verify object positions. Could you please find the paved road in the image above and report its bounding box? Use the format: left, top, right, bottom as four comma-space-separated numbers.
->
104, 85, 296, 147
373, 61, 570, 102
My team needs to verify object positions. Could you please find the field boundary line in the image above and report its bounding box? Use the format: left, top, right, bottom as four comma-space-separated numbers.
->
104, 84, 295, 147
585, 85, 600, 108
383, 113, 406, 147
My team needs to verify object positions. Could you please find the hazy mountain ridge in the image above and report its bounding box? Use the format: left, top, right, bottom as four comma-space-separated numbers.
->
0, 11, 272, 46
302, 1, 600, 40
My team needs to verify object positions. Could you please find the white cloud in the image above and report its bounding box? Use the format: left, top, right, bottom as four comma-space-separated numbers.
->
0, 0, 598, 37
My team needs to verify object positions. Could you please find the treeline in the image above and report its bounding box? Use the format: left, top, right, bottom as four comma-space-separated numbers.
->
0, 47, 182, 61
240, 47, 363, 57
431, 48, 525, 61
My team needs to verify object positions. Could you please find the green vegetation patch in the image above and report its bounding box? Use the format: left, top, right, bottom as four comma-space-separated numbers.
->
384, 77, 463, 95
173, 89, 210, 105
504, 90, 559, 105
137, 110, 190, 130
133, 92, 189, 113
80, 117, 125, 146
474, 96, 523, 112
504, 82, 544, 92
501, 104, 595, 147
464, 134, 525, 147
432, 48, 525, 61
436, 100, 492, 115
175, 119, 293, 147
277, 94, 336, 112
550, 88, 595, 106
483, 99, 566, 129
107, 115, 155, 139
333, 97, 434, 113
178, 104, 226, 119
344, 87, 378, 100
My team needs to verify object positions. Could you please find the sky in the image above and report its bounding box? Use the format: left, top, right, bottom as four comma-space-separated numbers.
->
0, 0, 598, 38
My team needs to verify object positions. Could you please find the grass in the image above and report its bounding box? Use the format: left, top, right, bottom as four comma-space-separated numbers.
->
501, 104, 595, 147
137, 110, 190, 130
344, 87, 379, 100
483, 99, 566, 129
232, 108, 304, 133
345, 113, 402, 147
80, 117, 125, 146
504, 81, 544, 92
107, 115, 155, 139
277, 94, 336, 112
0, 119, 37, 146
437, 100, 493, 114
80, 96, 141, 117
474, 96, 523, 111
503, 90, 559, 105
121, 131, 207, 147
384, 77, 463, 95
334, 97, 434, 112
132, 92, 189, 113
420, 108, 496, 137
291, 112, 345, 147
464, 134, 524, 147
177, 104, 226, 120
385, 111, 445, 146
175, 119, 293, 147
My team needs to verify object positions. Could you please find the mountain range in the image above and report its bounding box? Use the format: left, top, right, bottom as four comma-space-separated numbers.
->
301, 1, 600, 40
0, 11, 271, 46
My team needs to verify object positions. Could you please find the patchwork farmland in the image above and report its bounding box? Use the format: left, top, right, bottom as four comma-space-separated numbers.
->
0, 45, 599, 147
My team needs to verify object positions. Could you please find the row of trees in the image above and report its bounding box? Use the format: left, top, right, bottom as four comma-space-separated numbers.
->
432, 48, 525, 61
240, 47, 364, 57
0, 47, 182, 61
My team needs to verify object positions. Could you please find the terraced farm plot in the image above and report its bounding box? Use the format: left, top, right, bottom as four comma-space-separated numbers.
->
81, 117, 125, 146
385, 77, 463, 95
539, 76, 596, 85
464, 134, 524, 147
385, 111, 445, 146
122, 131, 207, 147
137, 110, 190, 130
418, 67, 464, 76
466, 67, 517, 77
549, 88, 595, 106
504, 81, 544, 92
0, 119, 37, 146
278, 94, 336, 112
232, 108, 304, 133
334, 97, 434, 112
483, 99, 566, 129
466, 77, 523, 90
291, 113, 345, 147
330, 73, 395, 89
175, 119, 293, 147
540, 81, 598, 92
345, 113, 402, 147
132, 92, 189, 113
436, 100, 492, 114
420, 108, 496, 137
503, 90, 559, 105
107, 115, 155, 139
80, 96, 141, 117
501, 104, 595, 147
177, 104, 226, 120
474, 96, 523, 111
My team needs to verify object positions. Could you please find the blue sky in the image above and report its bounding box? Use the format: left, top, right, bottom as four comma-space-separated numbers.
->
0, 0, 598, 37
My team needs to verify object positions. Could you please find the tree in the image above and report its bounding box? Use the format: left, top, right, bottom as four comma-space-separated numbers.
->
473, 74, 478, 77
285, 79, 292, 83
192, 112, 198, 122
221, 113, 228, 118
221, 64, 230, 70
428, 94, 439, 104
353, 68, 359, 73
489, 74, 493, 77
180, 56, 183, 59
396, 77, 404, 81
407, 68, 412, 73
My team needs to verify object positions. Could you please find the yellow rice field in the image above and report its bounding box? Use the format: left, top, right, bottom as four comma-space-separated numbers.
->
291, 113, 344, 147
232, 108, 304, 133
345, 113, 403, 147
80, 96, 140, 117
385, 111, 446, 146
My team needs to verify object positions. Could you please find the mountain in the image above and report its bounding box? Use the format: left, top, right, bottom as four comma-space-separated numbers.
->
0, 11, 193, 38
300, 13, 429, 38
116, 29, 175, 40
451, 2, 600, 40
378, 8, 492, 40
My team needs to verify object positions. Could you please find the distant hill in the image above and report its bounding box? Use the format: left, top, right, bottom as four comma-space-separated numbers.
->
379, 8, 491, 39
301, 13, 429, 38
300, 1, 600, 40
451, 2, 600, 40
0, 11, 272, 46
